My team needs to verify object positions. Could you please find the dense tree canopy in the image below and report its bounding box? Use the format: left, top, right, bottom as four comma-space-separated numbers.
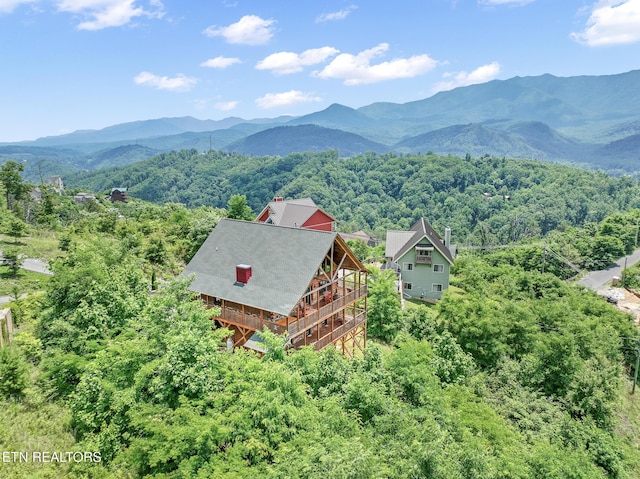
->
2, 151, 640, 478
65, 150, 640, 245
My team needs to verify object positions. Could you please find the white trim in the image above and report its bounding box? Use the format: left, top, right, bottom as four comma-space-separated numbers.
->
403, 282, 413, 291
432, 283, 443, 292
402, 262, 414, 271
433, 264, 444, 272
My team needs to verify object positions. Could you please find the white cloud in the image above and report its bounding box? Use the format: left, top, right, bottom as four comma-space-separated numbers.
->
256, 47, 339, 75
215, 100, 239, 111
133, 71, 197, 92
571, 0, 640, 46
200, 56, 242, 68
433, 62, 501, 91
56, 0, 164, 30
314, 43, 437, 85
479, 0, 535, 5
255, 90, 321, 109
0, 0, 36, 14
316, 5, 357, 22
203, 14, 275, 45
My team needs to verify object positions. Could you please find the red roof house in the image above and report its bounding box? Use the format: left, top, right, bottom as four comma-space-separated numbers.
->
255, 197, 336, 232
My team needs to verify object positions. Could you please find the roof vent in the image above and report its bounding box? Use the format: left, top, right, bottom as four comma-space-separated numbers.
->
236, 264, 252, 284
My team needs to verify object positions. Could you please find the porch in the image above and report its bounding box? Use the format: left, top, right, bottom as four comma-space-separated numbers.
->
290, 310, 367, 350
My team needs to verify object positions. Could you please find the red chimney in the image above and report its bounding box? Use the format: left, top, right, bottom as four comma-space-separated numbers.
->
273, 196, 283, 202
236, 264, 252, 284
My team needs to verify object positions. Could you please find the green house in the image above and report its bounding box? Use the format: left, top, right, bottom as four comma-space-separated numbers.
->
385, 218, 455, 301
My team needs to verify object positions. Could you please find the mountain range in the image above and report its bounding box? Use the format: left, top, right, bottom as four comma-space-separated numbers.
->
2, 69, 640, 180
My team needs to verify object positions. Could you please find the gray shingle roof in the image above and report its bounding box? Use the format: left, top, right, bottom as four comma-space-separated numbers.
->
182, 219, 338, 316
256, 198, 335, 228
385, 218, 454, 265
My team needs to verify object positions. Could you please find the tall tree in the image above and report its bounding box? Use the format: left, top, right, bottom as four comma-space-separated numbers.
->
366, 266, 402, 342
0, 161, 31, 211
227, 194, 253, 220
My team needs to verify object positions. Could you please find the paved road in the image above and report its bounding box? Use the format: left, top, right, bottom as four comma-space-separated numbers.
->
0, 294, 28, 306
0, 254, 51, 305
21, 257, 53, 275
578, 248, 640, 290
0, 253, 52, 275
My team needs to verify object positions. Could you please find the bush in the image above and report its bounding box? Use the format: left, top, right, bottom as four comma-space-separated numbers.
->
0, 345, 29, 400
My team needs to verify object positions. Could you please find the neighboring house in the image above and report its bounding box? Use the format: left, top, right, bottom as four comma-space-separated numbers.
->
182, 219, 368, 357
48, 176, 64, 193
385, 218, 455, 301
108, 188, 129, 202
73, 192, 97, 203
255, 197, 336, 231
339, 230, 378, 247
30, 187, 42, 203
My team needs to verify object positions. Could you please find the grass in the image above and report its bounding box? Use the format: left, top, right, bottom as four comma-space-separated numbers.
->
0, 268, 50, 298
616, 379, 640, 476
0, 231, 58, 299
0, 231, 61, 263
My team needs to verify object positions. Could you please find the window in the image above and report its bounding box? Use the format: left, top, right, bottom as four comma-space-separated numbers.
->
433, 264, 444, 272
432, 284, 443, 292
403, 262, 414, 271
403, 282, 413, 291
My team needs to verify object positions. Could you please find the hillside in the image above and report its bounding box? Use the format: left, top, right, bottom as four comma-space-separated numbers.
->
3, 158, 640, 478
394, 121, 594, 163
64, 149, 640, 245
359, 70, 640, 126
225, 124, 389, 157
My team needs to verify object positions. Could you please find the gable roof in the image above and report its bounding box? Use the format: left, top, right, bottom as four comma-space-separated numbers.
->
255, 198, 336, 228
385, 218, 454, 265
182, 219, 351, 316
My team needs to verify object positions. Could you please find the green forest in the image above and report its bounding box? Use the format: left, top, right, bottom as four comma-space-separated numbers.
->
65, 149, 640, 243
2, 154, 640, 478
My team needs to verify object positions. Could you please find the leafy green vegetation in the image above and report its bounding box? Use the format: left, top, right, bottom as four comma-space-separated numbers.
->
65, 150, 640, 246
2, 152, 640, 478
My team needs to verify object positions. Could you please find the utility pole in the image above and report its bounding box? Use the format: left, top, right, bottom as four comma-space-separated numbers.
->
541, 243, 546, 274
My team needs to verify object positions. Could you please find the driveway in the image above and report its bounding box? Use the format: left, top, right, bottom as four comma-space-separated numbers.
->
0, 253, 52, 276
0, 253, 51, 305
578, 249, 640, 290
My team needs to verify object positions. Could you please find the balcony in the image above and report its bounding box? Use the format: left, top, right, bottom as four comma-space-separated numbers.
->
290, 311, 367, 350
288, 285, 367, 336
415, 255, 432, 265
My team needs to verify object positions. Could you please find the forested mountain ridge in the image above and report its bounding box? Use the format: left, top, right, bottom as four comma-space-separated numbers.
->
226, 124, 390, 157
3, 69, 640, 176
64, 149, 640, 248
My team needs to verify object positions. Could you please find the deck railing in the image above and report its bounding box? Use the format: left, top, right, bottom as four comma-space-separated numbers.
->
211, 283, 367, 344
218, 306, 287, 335
311, 311, 366, 350
288, 285, 366, 336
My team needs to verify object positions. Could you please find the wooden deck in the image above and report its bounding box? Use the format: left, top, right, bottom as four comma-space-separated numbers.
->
290, 311, 366, 350
288, 285, 366, 335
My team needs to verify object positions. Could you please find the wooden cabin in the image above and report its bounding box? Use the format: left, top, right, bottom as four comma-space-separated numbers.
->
108, 188, 129, 202
182, 219, 367, 357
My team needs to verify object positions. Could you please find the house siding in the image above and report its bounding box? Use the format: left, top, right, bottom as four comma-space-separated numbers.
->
397, 246, 450, 300
302, 209, 335, 231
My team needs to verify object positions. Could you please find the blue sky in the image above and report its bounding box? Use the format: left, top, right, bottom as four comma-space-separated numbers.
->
1, 0, 640, 142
